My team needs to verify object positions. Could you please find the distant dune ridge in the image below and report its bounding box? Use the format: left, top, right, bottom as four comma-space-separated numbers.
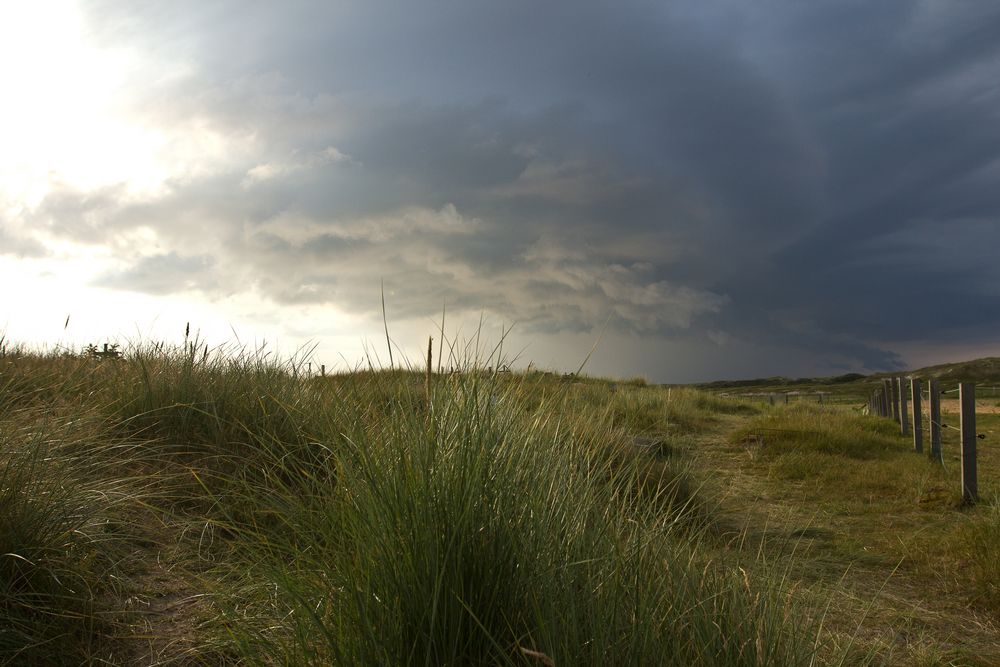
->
696, 356, 1000, 391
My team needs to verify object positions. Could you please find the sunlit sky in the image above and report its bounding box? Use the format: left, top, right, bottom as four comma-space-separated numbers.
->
2, 1, 999, 382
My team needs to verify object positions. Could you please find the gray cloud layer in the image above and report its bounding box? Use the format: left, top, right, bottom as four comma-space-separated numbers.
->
6, 0, 1000, 378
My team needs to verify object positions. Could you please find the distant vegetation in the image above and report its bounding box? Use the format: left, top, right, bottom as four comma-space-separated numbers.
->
4, 343, 1000, 664
696, 372, 866, 390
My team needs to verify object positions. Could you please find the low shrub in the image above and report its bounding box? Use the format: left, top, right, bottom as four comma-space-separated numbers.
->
731, 405, 904, 460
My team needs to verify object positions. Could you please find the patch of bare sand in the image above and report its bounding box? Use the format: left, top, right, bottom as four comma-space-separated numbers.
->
118, 514, 218, 666
938, 399, 1000, 414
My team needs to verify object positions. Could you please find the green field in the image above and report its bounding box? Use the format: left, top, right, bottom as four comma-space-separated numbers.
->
3, 344, 1000, 665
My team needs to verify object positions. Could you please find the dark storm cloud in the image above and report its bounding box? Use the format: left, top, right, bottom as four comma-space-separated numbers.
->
44, 0, 1000, 377
725, 1, 1000, 359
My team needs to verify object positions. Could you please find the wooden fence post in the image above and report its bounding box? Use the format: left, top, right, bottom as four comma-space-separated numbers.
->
889, 378, 899, 424
882, 379, 892, 418
910, 378, 922, 453
960, 382, 977, 503
880, 385, 889, 417
898, 377, 909, 436
929, 379, 942, 462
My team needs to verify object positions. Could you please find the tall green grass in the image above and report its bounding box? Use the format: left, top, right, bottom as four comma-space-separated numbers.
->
0, 400, 134, 663
211, 371, 812, 665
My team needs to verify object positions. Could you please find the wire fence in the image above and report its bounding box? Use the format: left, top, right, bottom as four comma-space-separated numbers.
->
866, 377, 985, 503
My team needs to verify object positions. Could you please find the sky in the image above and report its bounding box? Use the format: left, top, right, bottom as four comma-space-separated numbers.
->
1, 1, 999, 382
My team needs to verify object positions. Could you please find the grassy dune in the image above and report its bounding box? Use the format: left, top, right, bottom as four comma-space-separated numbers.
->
3, 344, 1000, 664
0, 344, 811, 665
